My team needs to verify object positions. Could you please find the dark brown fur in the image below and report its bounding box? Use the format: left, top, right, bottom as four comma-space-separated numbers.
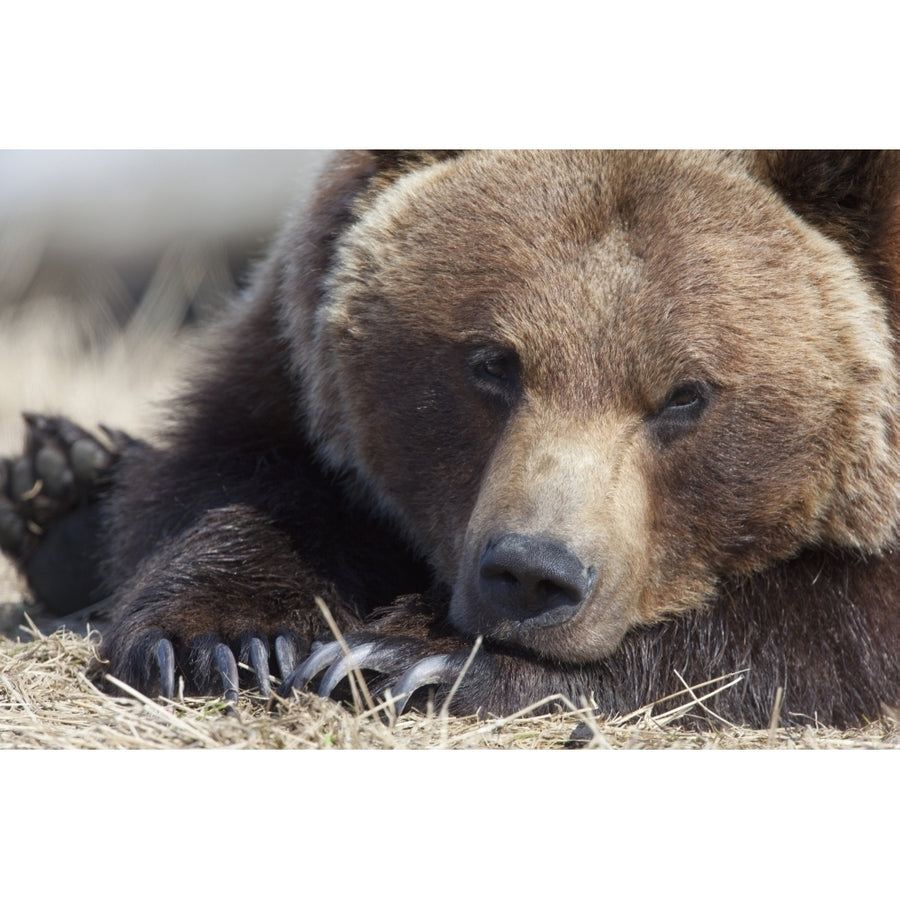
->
10, 151, 900, 727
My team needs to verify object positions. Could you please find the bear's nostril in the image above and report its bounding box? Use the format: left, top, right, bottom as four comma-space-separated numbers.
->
478, 533, 594, 626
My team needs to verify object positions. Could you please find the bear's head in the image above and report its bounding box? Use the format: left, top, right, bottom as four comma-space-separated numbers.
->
280, 150, 900, 663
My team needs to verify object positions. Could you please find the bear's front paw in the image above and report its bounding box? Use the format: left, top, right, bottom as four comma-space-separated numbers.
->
281, 634, 484, 715
103, 627, 310, 702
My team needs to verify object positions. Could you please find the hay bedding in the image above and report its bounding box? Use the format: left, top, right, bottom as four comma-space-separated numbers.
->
2, 618, 898, 750
3, 551, 898, 749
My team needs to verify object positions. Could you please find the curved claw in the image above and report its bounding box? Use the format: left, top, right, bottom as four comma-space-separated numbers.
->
155, 637, 176, 699
214, 643, 240, 703
272, 631, 313, 682
245, 636, 272, 698
280, 641, 343, 697
317, 641, 401, 698
274, 634, 297, 681
390, 653, 457, 715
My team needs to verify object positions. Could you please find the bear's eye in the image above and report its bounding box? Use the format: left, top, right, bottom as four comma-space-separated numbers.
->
662, 383, 706, 414
467, 346, 521, 404
480, 357, 508, 380
650, 381, 711, 442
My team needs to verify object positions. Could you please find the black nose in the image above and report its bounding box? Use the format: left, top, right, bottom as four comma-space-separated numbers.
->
478, 533, 595, 625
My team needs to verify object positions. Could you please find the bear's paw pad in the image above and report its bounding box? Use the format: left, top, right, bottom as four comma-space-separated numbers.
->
0, 413, 125, 558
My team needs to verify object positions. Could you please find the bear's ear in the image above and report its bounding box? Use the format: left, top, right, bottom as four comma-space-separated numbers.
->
754, 150, 900, 305
285, 150, 466, 289
365, 150, 466, 189
370, 150, 464, 171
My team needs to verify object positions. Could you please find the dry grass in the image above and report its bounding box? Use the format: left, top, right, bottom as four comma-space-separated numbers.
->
2, 623, 898, 749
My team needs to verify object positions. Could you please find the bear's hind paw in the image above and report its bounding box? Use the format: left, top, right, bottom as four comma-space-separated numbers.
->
1, 414, 139, 614
0, 413, 127, 560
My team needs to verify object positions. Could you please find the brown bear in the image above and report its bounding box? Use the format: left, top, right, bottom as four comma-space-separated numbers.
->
2, 150, 900, 728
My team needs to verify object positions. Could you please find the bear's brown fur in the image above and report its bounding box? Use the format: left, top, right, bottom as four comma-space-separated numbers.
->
4, 150, 900, 727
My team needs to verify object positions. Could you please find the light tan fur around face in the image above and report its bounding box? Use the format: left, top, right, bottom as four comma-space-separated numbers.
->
288, 150, 900, 662
452, 402, 655, 660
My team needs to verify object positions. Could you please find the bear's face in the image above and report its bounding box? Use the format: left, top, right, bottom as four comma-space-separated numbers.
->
300, 151, 900, 663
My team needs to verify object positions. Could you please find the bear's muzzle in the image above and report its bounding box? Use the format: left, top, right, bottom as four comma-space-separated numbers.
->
478, 532, 596, 627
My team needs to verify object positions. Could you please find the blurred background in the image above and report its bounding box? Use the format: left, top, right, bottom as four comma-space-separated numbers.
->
0, 149, 332, 626
0, 149, 331, 451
